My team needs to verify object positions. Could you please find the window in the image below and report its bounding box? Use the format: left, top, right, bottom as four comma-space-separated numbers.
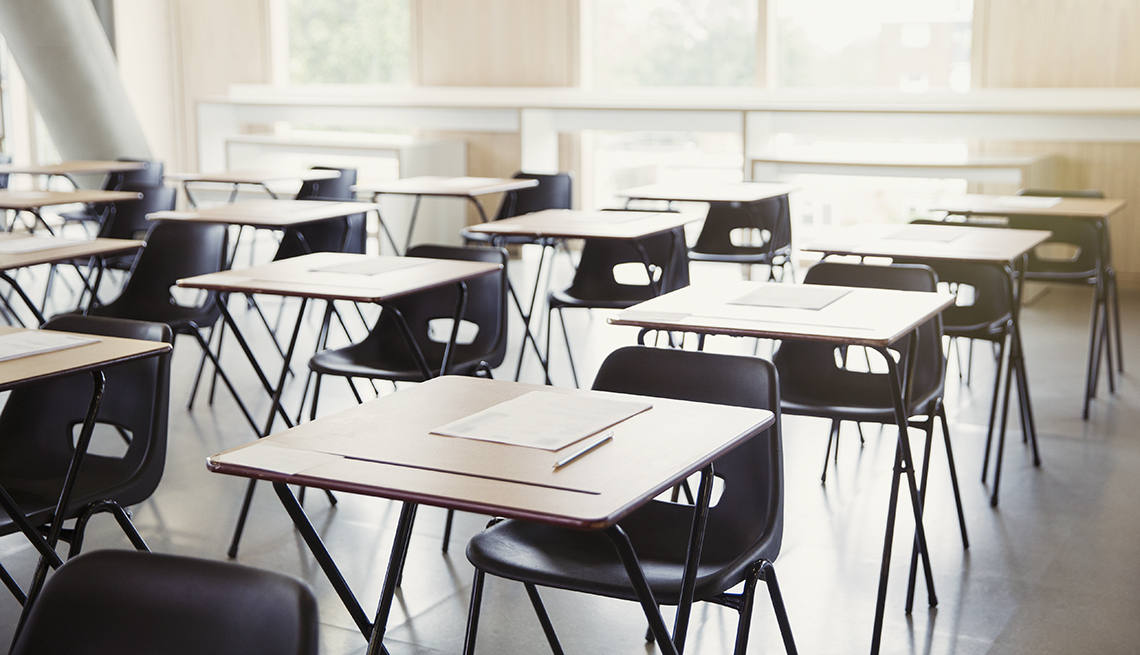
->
589, 0, 759, 88
286, 0, 410, 85
773, 0, 972, 91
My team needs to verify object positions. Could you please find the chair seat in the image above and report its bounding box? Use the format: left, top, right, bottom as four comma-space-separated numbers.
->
944, 316, 1011, 342
548, 287, 650, 311
308, 332, 489, 381
0, 458, 148, 537
467, 508, 773, 606
780, 386, 941, 424
688, 247, 789, 265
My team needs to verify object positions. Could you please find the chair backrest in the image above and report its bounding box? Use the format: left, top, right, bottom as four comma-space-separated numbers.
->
562, 227, 689, 304
0, 315, 172, 526
10, 550, 319, 655
107, 158, 164, 190
282, 167, 365, 256
906, 220, 1013, 333
368, 244, 509, 374
100, 220, 229, 329
494, 171, 573, 220
690, 194, 792, 258
98, 184, 178, 241
773, 261, 944, 411
591, 346, 783, 569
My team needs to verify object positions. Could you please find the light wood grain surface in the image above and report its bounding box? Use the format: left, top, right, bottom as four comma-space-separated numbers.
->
610, 281, 954, 347
801, 223, 1052, 263
178, 252, 500, 303
0, 325, 170, 391
0, 190, 142, 211
462, 209, 697, 241
617, 182, 796, 204
164, 169, 341, 185
148, 199, 380, 228
359, 175, 539, 197
0, 235, 145, 271
208, 375, 773, 529
0, 160, 147, 176
930, 194, 1126, 220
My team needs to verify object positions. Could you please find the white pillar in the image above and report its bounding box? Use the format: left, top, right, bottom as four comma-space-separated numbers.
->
0, 0, 151, 165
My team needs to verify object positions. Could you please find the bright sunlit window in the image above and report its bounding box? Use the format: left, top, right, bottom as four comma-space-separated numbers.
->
773, 0, 972, 91
286, 0, 410, 85
589, 0, 759, 88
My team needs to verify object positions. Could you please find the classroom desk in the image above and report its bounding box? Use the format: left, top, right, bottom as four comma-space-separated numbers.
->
181, 252, 502, 556
616, 181, 796, 207
360, 176, 539, 253
165, 168, 341, 208
462, 209, 696, 383
207, 374, 774, 655
0, 189, 141, 234
930, 194, 1127, 419
0, 325, 170, 610
150, 198, 396, 263
0, 160, 147, 188
0, 234, 146, 325
802, 222, 1052, 507
610, 281, 954, 655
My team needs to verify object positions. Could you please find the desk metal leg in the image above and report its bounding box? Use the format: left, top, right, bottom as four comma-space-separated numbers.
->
11, 371, 104, 633
868, 342, 937, 655
365, 501, 417, 655
402, 195, 423, 254
0, 272, 45, 325
505, 241, 553, 383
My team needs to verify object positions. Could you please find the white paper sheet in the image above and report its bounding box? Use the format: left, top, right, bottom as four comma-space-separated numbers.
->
0, 331, 100, 363
886, 225, 969, 242
729, 284, 851, 310
310, 258, 426, 276
431, 391, 651, 451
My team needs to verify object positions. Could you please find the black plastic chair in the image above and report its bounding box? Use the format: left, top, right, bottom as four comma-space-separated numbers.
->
60, 158, 165, 232
0, 315, 171, 604
84, 220, 266, 437
547, 227, 689, 386
90, 184, 178, 273
276, 166, 363, 258
463, 346, 796, 655
0, 153, 11, 189
1014, 188, 1120, 418
689, 194, 794, 281
773, 261, 967, 540
309, 244, 509, 406
465, 171, 573, 244
9, 550, 319, 655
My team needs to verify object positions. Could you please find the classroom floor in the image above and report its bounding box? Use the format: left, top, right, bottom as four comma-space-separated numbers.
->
0, 252, 1136, 655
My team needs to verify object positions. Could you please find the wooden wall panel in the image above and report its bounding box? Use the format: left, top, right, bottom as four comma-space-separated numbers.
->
976, 0, 1140, 285
414, 0, 579, 216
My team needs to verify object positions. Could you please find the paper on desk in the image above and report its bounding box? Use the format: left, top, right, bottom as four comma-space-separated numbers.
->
886, 225, 969, 242
991, 196, 1062, 209
0, 237, 92, 254
0, 331, 100, 363
431, 391, 651, 451
730, 284, 850, 311
213, 443, 342, 476
310, 258, 426, 276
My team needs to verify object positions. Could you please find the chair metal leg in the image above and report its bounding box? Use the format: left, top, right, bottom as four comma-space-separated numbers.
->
821, 420, 838, 483
67, 500, 149, 558
982, 335, 1009, 484
462, 569, 487, 655
1110, 269, 1123, 372
442, 509, 455, 553
760, 562, 798, 655
938, 405, 969, 548
524, 584, 567, 655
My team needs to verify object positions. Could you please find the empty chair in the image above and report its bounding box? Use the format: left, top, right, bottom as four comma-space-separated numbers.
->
464, 346, 796, 655
546, 227, 689, 387
466, 171, 573, 244
90, 184, 178, 273
60, 158, 165, 232
9, 550, 319, 655
1014, 188, 1119, 418
84, 220, 266, 437
308, 244, 509, 410
689, 194, 794, 281
772, 262, 967, 554
0, 315, 171, 603
276, 166, 364, 258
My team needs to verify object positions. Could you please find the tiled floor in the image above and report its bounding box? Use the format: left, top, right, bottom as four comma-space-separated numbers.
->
0, 250, 1136, 655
